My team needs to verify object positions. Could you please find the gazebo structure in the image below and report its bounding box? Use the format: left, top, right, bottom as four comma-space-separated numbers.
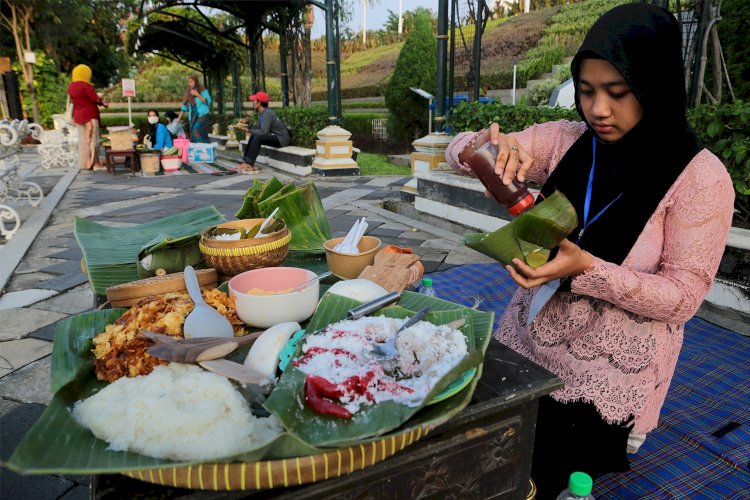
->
131, 0, 345, 124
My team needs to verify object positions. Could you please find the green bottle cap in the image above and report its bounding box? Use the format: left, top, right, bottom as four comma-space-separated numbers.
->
569, 472, 593, 496
421, 277, 432, 287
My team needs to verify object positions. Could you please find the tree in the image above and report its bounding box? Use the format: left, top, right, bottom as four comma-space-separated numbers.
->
384, 13, 437, 140
1, 0, 40, 123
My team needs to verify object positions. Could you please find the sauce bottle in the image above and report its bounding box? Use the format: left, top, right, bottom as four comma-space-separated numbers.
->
458, 130, 535, 216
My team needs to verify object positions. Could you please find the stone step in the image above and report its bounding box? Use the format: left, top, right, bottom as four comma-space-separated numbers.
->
387, 154, 411, 168
485, 88, 530, 105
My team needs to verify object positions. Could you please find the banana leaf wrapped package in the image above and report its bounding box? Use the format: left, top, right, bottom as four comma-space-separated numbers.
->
136, 234, 203, 278
235, 177, 331, 251
464, 190, 578, 267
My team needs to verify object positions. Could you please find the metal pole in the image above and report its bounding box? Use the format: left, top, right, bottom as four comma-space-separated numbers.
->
448, 0, 456, 111
435, 0, 449, 133
279, 27, 289, 107
428, 98, 433, 134
473, 0, 482, 101
335, 0, 343, 123
688, 0, 710, 107
232, 60, 241, 118
512, 58, 517, 105
325, 0, 337, 125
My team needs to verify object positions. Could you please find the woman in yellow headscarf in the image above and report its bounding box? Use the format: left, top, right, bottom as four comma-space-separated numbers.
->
68, 64, 108, 170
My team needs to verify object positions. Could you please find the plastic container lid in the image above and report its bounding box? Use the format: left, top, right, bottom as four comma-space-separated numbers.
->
507, 192, 536, 216
421, 277, 433, 287
568, 471, 593, 496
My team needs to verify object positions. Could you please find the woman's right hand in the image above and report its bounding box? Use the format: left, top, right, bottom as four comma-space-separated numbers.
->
488, 122, 534, 185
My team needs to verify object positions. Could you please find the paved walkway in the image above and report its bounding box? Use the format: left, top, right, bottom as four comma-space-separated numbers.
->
0, 153, 493, 499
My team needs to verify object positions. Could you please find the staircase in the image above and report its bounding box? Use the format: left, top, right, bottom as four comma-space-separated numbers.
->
487, 57, 573, 105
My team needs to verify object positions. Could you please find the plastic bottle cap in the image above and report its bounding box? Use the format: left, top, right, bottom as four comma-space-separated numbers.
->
507, 192, 536, 216
568, 471, 593, 496
421, 277, 432, 287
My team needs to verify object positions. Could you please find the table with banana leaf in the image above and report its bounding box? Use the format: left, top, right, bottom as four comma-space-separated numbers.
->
9, 257, 561, 499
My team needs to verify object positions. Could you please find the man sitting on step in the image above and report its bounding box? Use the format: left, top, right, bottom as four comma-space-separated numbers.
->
235, 91, 291, 174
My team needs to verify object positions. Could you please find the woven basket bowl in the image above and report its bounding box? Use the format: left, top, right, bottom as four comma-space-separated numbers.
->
200, 219, 288, 250
199, 228, 292, 276
122, 423, 433, 491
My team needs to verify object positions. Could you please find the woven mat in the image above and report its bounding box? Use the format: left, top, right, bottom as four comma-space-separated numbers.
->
427, 263, 750, 498
142, 161, 236, 176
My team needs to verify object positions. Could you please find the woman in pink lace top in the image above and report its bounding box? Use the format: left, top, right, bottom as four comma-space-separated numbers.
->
446, 4, 733, 497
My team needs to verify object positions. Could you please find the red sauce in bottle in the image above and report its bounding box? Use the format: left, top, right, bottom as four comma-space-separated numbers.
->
458, 130, 535, 216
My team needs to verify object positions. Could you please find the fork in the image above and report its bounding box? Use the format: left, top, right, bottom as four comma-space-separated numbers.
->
371, 307, 431, 360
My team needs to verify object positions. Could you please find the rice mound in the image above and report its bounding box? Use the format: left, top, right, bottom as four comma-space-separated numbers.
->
71, 363, 282, 462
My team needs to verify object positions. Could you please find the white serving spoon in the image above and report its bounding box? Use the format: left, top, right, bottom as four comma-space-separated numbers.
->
256, 207, 280, 237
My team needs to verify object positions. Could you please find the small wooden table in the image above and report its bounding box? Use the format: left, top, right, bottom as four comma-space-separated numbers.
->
105, 148, 139, 175
91, 341, 562, 499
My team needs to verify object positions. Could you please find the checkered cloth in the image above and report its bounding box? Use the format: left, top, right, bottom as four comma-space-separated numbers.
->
427, 263, 750, 498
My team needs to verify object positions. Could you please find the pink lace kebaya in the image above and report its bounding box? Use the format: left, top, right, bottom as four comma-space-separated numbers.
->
445, 120, 734, 434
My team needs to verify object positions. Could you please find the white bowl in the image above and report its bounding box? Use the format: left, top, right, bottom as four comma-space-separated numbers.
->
228, 267, 319, 328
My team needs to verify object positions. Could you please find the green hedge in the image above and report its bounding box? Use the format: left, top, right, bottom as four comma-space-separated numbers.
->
446, 100, 578, 133
342, 112, 389, 136
447, 100, 750, 226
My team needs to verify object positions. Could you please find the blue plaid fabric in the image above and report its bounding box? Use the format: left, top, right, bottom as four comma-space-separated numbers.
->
427, 264, 750, 498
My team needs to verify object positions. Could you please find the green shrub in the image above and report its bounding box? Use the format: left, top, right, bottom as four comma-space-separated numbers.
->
342, 112, 389, 135
274, 105, 329, 148
687, 101, 750, 225
445, 100, 578, 134
12, 52, 69, 128
384, 14, 436, 140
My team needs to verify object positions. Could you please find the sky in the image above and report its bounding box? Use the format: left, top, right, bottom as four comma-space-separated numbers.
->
310, 0, 437, 39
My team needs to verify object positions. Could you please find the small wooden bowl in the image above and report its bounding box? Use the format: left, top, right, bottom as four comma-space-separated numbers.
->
324, 236, 381, 279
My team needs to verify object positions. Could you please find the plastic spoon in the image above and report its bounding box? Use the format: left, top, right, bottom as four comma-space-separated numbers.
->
256, 207, 280, 237
334, 218, 361, 253
183, 266, 235, 339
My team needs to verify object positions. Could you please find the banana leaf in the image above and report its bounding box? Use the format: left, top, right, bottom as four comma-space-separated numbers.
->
235, 180, 265, 219
465, 190, 578, 268
255, 177, 284, 204
135, 234, 203, 278
257, 183, 331, 251
264, 291, 493, 448
7, 309, 322, 475
75, 206, 225, 294
8, 293, 492, 475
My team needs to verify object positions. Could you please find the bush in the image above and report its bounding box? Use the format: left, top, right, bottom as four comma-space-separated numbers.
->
384, 14, 436, 141
445, 100, 578, 134
274, 105, 329, 148
12, 52, 69, 128
717, 0, 750, 101
342, 112, 389, 135
687, 101, 750, 226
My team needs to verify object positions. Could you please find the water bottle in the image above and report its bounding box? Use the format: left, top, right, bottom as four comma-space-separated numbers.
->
458, 129, 535, 216
417, 278, 436, 297
556, 471, 595, 500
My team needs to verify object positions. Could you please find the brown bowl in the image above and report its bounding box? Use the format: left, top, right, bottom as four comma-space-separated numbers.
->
323, 236, 382, 279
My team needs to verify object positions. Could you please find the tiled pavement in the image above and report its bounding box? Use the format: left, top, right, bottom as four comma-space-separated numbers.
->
0, 155, 492, 499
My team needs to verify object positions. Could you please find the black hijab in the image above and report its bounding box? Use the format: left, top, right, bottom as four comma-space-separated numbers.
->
539, 3, 702, 265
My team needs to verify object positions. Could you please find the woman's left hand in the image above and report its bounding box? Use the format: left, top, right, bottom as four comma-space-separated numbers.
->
506, 239, 594, 289
190, 89, 200, 97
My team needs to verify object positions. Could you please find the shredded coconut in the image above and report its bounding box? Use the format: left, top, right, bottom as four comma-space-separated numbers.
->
294, 316, 467, 412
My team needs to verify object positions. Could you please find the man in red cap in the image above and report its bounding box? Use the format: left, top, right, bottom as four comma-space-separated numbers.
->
236, 91, 291, 173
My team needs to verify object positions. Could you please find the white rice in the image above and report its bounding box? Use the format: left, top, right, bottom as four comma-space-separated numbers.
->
71, 363, 281, 462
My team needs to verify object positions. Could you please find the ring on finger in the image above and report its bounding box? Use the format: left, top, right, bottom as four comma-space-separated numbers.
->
510, 146, 518, 151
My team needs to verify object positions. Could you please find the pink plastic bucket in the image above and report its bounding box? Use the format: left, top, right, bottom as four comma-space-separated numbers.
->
173, 138, 190, 163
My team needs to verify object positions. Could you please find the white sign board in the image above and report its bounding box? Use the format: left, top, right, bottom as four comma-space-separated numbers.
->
122, 79, 136, 98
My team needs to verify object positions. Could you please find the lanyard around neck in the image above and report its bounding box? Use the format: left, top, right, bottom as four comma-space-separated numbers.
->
576, 136, 623, 244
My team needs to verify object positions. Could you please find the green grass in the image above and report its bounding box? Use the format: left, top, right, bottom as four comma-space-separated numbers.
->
357, 152, 410, 176
340, 43, 403, 76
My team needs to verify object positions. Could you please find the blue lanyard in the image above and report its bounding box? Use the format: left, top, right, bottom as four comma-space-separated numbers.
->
576, 136, 623, 244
